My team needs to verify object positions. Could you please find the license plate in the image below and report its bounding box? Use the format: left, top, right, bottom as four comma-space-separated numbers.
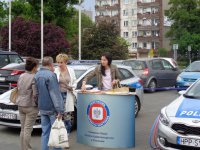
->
0, 112, 17, 120
184, 82, 193, 86
0, 77, 5, 82
177, 137, 200, 147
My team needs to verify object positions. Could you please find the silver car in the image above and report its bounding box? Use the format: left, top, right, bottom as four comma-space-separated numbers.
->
157, 79, 200, 149
0, 64, 143, 128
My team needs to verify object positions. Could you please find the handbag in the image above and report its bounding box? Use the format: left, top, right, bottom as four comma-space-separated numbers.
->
65, 90, 75, 112
10, 88, 18, 104
48, 119, 69, 148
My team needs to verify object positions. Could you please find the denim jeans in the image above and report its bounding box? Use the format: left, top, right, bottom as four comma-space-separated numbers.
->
61, 92, 72, 134
41, 114, 61, 150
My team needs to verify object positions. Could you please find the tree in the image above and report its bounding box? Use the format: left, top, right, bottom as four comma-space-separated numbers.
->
165, 0, 200, 56
0, 2, 8, 27
71, 22, 129, 60
0, 0, 93, 39
158, 48, 168, 57
5, 0, 84, 39
0, 17, 69, 58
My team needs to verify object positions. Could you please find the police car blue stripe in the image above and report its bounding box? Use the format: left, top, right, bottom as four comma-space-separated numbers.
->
176, 98, 200, 118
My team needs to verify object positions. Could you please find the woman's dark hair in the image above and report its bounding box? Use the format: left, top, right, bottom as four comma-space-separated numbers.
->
25, 57, 39, 72
101, 52, 112, 76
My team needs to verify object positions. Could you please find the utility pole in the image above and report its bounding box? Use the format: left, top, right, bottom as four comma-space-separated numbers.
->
78, 0, 81, 60
9, 1, 11, 51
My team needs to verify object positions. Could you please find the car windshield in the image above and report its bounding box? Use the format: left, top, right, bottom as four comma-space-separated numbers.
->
185, 61, 200, 72
74, 69, 87, 79
184, 80, 200, 98
126, 61, 146, 70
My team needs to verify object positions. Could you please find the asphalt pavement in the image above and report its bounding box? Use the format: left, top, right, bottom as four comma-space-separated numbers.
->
0, 90, 179, 150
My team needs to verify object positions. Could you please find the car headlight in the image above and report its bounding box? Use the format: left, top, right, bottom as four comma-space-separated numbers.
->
177, 76, 183, 82
159, 112, 169, 126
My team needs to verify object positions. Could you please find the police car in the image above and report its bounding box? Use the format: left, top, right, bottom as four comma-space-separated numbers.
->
157, 79, 200, 149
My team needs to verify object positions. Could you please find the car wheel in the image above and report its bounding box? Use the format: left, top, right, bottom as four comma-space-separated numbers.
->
148, 80, 157, 93
135, 97, 140, 118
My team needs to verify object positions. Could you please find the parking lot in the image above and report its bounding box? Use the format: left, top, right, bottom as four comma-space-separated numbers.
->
0, 90, 179, 150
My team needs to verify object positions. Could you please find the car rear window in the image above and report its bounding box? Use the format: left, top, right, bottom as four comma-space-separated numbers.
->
119, 68, 134, 80
0, 55, 9, 68
9, 54, 23, 64
124, 60, 146, 70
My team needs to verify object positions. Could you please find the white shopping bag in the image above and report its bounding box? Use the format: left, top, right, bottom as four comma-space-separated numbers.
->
65, 91, 75, 112
48, 119, 69, 148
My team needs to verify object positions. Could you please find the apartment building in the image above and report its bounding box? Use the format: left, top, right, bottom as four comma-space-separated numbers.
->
95, 0, 170, 58
95, 0, 121, 32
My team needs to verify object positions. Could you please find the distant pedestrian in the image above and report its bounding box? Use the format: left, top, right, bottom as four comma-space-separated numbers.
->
55, 53, 77, 134
16, 57, 39, 150
35, 57, 65, 150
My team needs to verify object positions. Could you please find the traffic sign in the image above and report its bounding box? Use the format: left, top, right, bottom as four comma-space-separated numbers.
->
188, 46, 191, 52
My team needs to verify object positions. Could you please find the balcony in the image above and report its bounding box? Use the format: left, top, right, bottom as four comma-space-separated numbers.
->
137, 35, 160, 42
137, 24, 160, 30
137, 0, 160, 7
137, 12, 160, 19
95, 14, 120, 22
95, 4, 120, 11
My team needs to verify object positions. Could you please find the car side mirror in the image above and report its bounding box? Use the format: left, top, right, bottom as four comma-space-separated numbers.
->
172, 67, 178, 71
85, 84, 93, 90
178, 90, 186, 95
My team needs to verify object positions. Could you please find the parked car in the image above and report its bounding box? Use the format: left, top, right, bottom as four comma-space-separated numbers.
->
0, 64, 144, 128
113, 58, 180, 92
0, 63, 25, 94
176, 61, 200, 90
160, 57, 178, 69
157, 79, 200, 149
0, 49, 24, 68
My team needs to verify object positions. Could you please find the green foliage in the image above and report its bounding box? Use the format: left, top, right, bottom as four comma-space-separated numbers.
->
158, 48, 168, 57
165, 0, 200, 55
0, 2, 8, 27
71, 22, 129, 60
0, 0, 92, 39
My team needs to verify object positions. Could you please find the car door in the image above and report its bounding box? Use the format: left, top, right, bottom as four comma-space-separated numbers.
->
161, 59, 178, 87
150, 59, 166, 87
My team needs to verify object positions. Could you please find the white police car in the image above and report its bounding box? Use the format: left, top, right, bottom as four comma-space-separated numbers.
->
157, 79, 200, 149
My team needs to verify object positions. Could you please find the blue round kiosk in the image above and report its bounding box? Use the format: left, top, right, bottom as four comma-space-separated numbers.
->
77, 92, 135, 148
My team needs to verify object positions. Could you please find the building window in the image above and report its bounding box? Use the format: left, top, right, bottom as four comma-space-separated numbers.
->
123, 10, 128, 16
152, 30, 159, 36
143, 42, 147, 48
132, 9, 137, 15
132, 31, 138, 37
131, 20, 137, 26
123, 32, 129, 38
124, 0, 129, 4
124, 21, 129, 27
111, 0, 117, 5
111, 10, 118, 16
132, 43, 138, 49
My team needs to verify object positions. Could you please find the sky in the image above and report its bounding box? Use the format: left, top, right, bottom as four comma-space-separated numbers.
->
82, 0, 95, 21
82, 0, 95, 11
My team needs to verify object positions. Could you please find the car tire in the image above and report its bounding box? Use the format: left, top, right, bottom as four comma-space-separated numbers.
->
135, 97, 140, 118
147, 80, 157, 93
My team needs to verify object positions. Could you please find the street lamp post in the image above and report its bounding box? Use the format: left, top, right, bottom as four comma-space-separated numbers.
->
8, 1, 11, 51
41, 0, 44, 60
188, 45, 191, 65
78, 0, 81, 60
